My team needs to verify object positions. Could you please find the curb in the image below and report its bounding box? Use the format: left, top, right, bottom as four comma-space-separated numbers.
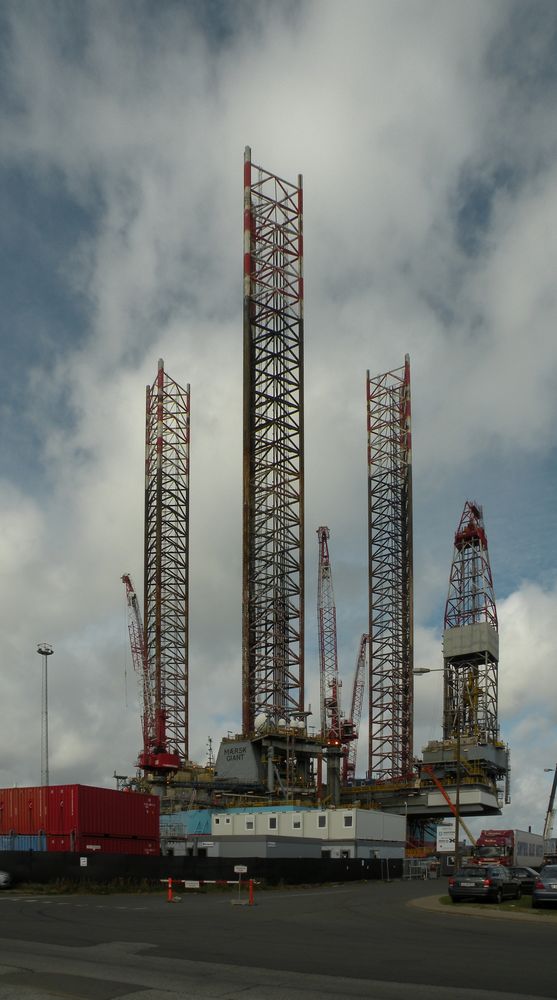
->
410, 893, 557, 923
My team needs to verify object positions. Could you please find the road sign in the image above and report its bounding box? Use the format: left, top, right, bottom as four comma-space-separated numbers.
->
234, 865, 248, 874
437, 823, 456, 852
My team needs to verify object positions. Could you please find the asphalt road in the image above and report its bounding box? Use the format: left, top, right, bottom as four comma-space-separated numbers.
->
0, 879, 554, 1000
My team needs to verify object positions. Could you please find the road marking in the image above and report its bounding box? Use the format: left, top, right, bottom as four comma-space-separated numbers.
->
0, 898, 148, 911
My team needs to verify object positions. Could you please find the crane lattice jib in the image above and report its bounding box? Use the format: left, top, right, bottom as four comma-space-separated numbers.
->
121, 573, 152, 761
242, 146, 304, 733
317, 526, 341, 744
343, 633, 369, 782
442, 500, 499, 744
144, 359, 190, 764
367, 355, 413, 781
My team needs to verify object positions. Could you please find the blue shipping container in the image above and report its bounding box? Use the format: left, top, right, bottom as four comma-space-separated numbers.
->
0, 833, 47, 851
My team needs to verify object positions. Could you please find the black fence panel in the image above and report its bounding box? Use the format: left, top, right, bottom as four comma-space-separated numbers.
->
0, 851, 403, 887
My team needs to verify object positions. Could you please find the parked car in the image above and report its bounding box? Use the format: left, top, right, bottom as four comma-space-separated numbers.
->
0, 871, 11, 889
532, 864, 557, 908
509, 866, 540, 894
448, 865, 521, 904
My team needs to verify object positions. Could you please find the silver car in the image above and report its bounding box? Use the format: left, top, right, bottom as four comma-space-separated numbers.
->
532, 864, 557, 908
0, 871, 11, 889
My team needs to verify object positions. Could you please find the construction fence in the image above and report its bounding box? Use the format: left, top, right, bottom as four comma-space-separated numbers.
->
0, 851, 404, 887
403, 858, 441, 880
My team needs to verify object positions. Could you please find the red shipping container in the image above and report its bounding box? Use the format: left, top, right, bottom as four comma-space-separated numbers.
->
0, 785, 159, 840
47, 834, 159, 855
46, 785, 159, 838
0, 787, 49, 834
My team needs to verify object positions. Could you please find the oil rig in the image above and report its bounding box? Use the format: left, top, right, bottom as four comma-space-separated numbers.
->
121, 147, 510, 848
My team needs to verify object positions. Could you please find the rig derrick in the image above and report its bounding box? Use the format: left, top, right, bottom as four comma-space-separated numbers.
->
420, 500, 510, 819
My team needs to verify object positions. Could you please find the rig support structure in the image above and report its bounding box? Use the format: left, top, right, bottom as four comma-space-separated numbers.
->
144, 359, 190, 765
366, 355, 413, 781
242, 146, 305, 734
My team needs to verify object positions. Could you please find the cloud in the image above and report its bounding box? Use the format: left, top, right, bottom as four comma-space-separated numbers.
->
499, 581, 557, 720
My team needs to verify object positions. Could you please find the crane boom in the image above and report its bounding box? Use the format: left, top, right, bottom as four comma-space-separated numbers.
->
317, 527, 342, 745
422, 764, 477, 846
121, 573, 180, 774
343, 633, 368, 783
121, 573, 151, 758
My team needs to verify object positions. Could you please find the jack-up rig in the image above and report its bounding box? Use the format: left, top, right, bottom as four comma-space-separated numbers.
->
121, 148, 510, 841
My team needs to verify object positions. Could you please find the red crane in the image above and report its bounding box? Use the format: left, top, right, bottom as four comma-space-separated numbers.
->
342, 633, 368, 783
121, 573, 180, 774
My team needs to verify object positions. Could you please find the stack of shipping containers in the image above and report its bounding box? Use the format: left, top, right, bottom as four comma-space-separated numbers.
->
0, 785, 160, 855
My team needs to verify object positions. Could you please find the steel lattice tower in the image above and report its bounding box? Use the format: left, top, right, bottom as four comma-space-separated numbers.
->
443, 501, 499, 745
144, 358, 190, 764
367, 355, 413, 780
242, 146, 304, 734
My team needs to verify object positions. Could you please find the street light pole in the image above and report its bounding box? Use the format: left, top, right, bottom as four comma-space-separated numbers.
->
37, 643, 54, 787
543, 763, 557, 842
455, 709, 461, 871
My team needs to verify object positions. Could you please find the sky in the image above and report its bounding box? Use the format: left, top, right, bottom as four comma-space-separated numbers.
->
1, 0, 557, 837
